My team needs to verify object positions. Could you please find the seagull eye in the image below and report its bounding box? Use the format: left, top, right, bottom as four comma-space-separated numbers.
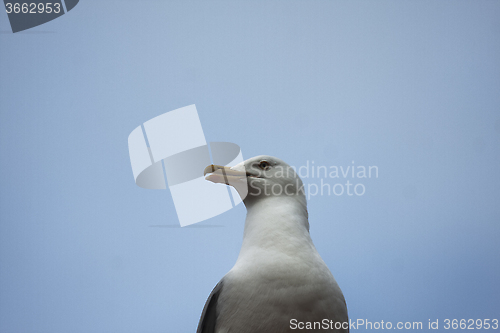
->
258, 161, 270, 170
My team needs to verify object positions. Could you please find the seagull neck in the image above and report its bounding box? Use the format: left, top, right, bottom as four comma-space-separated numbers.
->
239, 195, 311, 254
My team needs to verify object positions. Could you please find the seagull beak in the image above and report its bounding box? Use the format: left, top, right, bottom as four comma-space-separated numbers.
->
204, 164, 247, 185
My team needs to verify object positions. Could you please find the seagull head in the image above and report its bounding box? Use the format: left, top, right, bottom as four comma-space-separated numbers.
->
204, 155, 305, 205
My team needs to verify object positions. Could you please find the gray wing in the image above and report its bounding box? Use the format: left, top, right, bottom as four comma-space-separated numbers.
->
196, 279, 224, 333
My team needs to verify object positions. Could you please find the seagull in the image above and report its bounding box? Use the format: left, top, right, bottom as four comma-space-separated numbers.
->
197, 155, 349, 333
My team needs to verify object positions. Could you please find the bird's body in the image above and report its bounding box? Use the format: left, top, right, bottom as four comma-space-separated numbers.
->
198, 156, 348, 333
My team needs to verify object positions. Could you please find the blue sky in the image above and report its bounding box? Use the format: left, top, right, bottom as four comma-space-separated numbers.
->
1, 1, 499, 332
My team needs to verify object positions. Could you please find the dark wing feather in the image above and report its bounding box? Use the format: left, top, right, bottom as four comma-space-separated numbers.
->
196, 280, 224, 333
